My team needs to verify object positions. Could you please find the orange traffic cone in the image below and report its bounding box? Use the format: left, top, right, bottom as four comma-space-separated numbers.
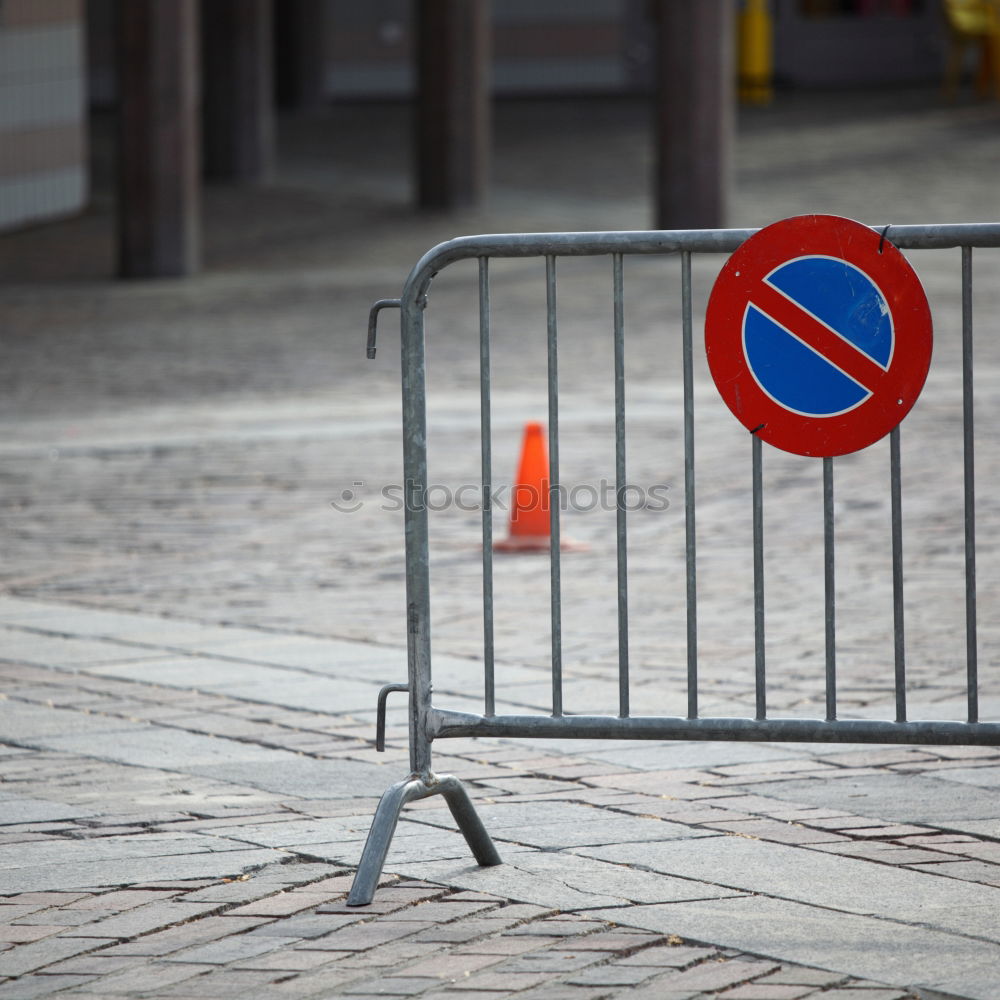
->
494, 422, 586, 553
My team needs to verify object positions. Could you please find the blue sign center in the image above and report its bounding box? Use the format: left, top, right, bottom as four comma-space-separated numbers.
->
743, 255, 893, 418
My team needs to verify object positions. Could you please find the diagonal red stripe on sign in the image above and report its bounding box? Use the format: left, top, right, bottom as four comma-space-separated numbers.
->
748, 280, 888, 394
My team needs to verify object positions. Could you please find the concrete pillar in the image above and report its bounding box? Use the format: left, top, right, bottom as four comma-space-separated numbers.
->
652, 0, 734, 230
117, 0, 200, 277
202, 0, 274, 181
274, 0, 328, 110
415, 0, 491, 210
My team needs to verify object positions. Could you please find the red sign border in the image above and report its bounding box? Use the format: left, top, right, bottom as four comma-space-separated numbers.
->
705, 214, 933, 458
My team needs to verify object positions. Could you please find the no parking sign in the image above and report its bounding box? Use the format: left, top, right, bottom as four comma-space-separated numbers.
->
705, 214, 933, 457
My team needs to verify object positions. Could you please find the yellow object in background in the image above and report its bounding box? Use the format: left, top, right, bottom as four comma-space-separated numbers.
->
739, 0, 774, 105
942, 0, 1000, 101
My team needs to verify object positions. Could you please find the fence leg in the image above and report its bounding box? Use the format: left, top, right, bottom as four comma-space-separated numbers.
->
346, 773, 501, 906
439, 775, 503, 867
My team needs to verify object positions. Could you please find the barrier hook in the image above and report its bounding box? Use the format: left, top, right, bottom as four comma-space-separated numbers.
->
366, 299, 401, 359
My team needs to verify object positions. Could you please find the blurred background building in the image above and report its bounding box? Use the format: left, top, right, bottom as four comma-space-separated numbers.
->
0, 0, 989, 271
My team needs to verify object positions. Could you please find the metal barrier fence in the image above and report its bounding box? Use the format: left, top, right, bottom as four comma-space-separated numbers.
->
348, 222, 1000, 906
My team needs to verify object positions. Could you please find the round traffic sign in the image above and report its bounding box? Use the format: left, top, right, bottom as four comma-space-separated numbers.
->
705, 214, 933, 457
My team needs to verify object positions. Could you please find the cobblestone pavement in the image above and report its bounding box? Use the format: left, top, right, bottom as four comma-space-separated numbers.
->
2, 89, 1000, 998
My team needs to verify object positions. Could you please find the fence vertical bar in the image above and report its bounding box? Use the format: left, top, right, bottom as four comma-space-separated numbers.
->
613, 253, 630, 718
546, 254, 563, 718
401, 285, 433, 776
962, 245, 979, 724
752, 433, 766, 721
681, 251, 698, 719
823, 456, 837, 722
479, 256, 496, 717
890, 426, 906, 723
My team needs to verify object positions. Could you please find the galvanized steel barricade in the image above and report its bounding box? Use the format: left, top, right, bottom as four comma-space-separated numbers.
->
348, 223, 1000, 906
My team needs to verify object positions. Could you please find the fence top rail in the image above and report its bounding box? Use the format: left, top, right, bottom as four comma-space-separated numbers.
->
400, 221, 1000, 310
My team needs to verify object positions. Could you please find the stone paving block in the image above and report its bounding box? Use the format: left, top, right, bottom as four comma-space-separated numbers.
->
0, 831, 267, 870
907, 860, 1000, 885
548, 930, 661, 952
812, 843, 955, 865
66, 899, 223, 939
63, 888, 180, 910
754, 966, 848, 986
717, 984, 814, 999
162, 933, 302, 965
501, 987, 611, 1000
0, 935, 116, 977
606, 944, 717, 968
495, 946, 612, 974
0, 798, 99, 826
711, 759, 837, 778
387, 900, 499, 923
18, 902, 102, 927
314, 883, 446, 914
296, 920, 435, 952
563, 963, 662, 986
0, 894, 90, 908
0, 848, 285, 895
0, 634, 165, 668
411, 920, 554, 946
38, 953, 141, 974
184, 757, 394, 800
224, 891, 335, 917
928, 765, 1000, 789
398, 952, 500, 979
452, 969, 555, 991
152, 967, 289, 997
504, 918, 607, 938
0, 973, 97, 998
190, 817, 362, 848
492, 814, 712, 849
340, 881, 445, 903
838, 824, 932, 839
156, 880, 280, 906
314, 897, 421, 917
248, 912, 363, 938
0, 926, 62, 944
589, 895, 1000, 993
815, 749, 937, 768
265, 964, 374, 994
231, 947, 342, 971
815, 992, 913, 1000
475, 776, 582, 796
806, 815, 902, 831
97, 916, 268, 956
623, 957, 778, 997
701, 818, 847, 844
40, 726, 297, 771
325, 938, 431, 970
453, 935, 560, 956
281, 872, 358, 893
396, 849, 739, 911
578, 834, 1000, 942
908, 839, 1000, 863
0, 702, 143, 743
74, 960, 215, 995
748, 774, 1000, 829
341, 975, 442, 996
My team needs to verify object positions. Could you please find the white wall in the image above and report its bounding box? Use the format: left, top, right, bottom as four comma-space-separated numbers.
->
0, 0, 88, 232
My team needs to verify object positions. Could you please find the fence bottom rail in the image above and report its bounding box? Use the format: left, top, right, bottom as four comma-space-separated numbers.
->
430, 710, 1000, 746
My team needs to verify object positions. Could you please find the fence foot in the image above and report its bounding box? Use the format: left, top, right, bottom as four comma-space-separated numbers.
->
346, 773, 501, 906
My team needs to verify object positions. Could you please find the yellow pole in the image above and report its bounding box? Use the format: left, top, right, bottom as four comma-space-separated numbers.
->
738, 0, 774, 105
